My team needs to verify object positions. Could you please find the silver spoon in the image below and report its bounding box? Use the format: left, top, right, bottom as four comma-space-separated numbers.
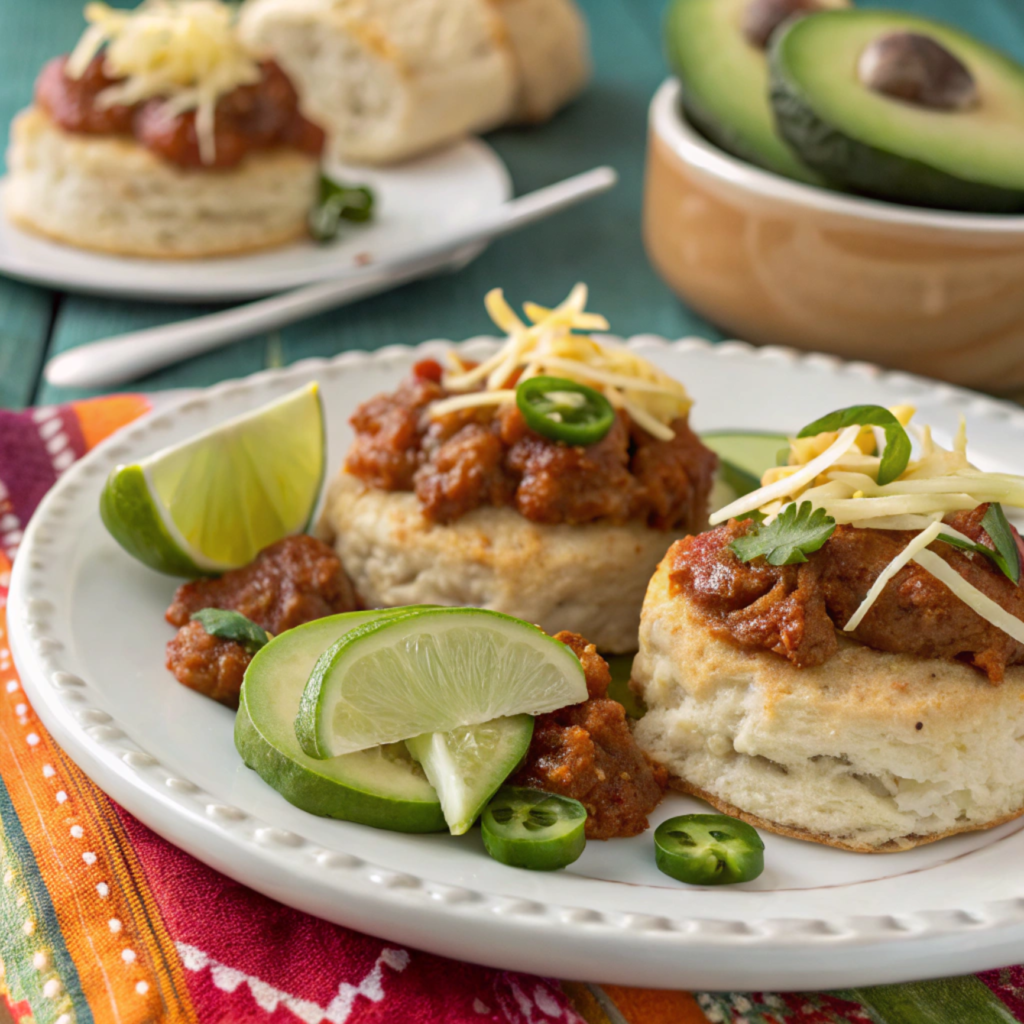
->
44, 166, 618, 390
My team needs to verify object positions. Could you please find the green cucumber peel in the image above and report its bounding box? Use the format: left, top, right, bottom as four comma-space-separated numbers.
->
237, 608, 446, 832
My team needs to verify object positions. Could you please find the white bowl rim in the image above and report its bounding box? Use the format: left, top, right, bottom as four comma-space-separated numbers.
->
650, 77, 1024, 234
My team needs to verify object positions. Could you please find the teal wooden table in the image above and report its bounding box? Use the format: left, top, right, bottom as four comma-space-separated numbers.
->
2, 0, 1024, 410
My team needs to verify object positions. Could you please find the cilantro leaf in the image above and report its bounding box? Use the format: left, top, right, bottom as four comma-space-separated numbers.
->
730, 501, 837, 566
797, 405, 911, 486
191, 609, 270, 654
939, 503, 1022, 585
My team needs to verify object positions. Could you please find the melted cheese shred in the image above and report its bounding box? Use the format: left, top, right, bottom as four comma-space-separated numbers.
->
913, 548, 1024, 646
843, 521, 944, 633
66, 1, 261, 165
430, 285, 692, 441
709, 426, 862, 526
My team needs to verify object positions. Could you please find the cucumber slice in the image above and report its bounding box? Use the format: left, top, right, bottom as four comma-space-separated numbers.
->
405, 716, 534, 835
703, 430, 790, 498
236, 610, 445, 832
605, 655, 645, 721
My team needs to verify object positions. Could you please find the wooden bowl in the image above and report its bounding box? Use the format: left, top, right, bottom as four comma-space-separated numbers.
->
643, 79, 1024, 394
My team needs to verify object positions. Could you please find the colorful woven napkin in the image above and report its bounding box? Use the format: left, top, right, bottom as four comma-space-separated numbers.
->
1, 396, 1023, 1024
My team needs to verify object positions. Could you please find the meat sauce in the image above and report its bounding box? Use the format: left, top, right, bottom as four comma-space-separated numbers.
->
513, 632, 667, 839
164, 544, 663, 836
36, 55, 324, 169
670, 505, 1024, 683
345, 361, 718, 529
165, 535, 358, 706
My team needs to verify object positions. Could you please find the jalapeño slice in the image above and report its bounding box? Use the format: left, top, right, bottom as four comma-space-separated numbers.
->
654, 813, 764, 885
481, 786, 587, 871
515, 376, 615, 446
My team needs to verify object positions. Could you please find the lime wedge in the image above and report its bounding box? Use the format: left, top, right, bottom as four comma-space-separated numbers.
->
296, 608, 588, 759
237, 609, 445, 832
100, 384, 325, 576
405, 716, 534, 835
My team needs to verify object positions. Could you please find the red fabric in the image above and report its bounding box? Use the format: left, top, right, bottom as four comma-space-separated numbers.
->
0, 398, 585, 1024
117, 807, 580, 1024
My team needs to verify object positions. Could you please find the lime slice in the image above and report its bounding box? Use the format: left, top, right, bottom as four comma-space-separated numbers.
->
296, 608, 588, 759
405, 716, 534, 835
101, 384, 325, 576
237, 609, 445, 832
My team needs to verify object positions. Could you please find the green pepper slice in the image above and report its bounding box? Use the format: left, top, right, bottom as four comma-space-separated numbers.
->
654, 814, 764, 885
481, 787, 587, 871
515, 376, 616, 446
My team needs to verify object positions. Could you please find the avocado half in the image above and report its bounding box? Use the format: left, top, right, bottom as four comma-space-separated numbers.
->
664, 0, 848, 183
770, 10, 1024, 212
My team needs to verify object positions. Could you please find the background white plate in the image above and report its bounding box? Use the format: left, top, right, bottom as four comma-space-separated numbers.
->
11, 338, 1024, 991
0, 139, 510, 302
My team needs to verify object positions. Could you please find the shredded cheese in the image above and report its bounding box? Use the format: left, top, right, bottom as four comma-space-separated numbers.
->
709, 426, 861, 526
858, 514, 944, 531
425, 389, 517, 419
428, 285, 692, 440
66, 1, 261, 165
843, 521, 945, 632
913, 548, 1024, 646
816, 493, 978, 524
730, 405, 1024, 649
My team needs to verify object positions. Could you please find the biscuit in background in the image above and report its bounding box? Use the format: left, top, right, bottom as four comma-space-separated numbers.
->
239, 0, 519, 166
5, 107, 319, 259
238, 0, 591, 165
494, 0, 591, 123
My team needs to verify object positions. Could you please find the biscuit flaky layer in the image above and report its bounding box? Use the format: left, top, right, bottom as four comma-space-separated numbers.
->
5, 107, 318, 259
667, 777, 1024, 853
317, 472, 685, 654
631, 555, 1024, 852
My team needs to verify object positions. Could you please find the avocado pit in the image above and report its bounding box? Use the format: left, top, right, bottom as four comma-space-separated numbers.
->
742, 0, 824, 49
858, 32, 978, 111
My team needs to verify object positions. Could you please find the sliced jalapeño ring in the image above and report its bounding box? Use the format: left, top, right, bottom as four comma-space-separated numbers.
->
481, 786, 587, 871
654, 813, 765, 885
515, 375, 616, 446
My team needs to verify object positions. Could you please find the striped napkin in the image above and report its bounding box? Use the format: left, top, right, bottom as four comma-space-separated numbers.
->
0, 395, 1021, 1024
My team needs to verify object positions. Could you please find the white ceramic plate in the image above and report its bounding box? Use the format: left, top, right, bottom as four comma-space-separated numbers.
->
11, 338, 1024, 991
0, 140, 510, 302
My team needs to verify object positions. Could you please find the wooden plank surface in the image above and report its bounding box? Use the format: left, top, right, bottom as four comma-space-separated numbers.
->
0, 282, 53, 410
0, 0, 78, 408
2, 0, 1024, 406
33, 0, 723, 405
276, 0, 721, 374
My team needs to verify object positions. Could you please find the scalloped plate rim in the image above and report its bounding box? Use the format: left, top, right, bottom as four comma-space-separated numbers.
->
11, 334, 1024, 991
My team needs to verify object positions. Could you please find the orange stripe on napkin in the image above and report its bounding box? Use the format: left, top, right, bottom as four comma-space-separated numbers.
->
601, 984, 707, 1024
561, 982, 615, 1023
0, 553, 196, 1024
50, 743, 198, 1021
71, 395, 151, 453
